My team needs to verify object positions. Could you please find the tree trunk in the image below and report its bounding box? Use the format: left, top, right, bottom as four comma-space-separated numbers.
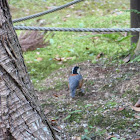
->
130, 0, 140, 44
0, 1, 55, 140
134, 33, 140, 56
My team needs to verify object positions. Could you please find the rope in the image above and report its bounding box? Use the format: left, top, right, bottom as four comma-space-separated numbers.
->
14, 26, 140, 32
13, 0, 84, 23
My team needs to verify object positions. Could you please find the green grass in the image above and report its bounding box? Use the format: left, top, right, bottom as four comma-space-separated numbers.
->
10, 0, 132, 85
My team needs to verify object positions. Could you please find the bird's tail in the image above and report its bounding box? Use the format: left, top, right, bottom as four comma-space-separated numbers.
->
71, 89, 76, 98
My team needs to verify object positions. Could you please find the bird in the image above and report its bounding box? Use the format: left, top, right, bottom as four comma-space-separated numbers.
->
68, 66, 84, 98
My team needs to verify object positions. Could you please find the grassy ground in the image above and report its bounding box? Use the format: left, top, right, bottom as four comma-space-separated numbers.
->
37, 62, 140, 140
10, 0, 140, 139
10, 0, 132, 85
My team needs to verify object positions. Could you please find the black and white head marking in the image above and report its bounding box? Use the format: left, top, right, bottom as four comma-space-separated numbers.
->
72, 66, 80, 74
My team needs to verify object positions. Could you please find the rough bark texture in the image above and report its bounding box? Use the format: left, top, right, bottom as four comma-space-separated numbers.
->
0, 0, 55, 140
130, 0, 140, 44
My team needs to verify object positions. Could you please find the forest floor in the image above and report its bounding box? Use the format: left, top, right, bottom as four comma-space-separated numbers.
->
37, 61, 140, 140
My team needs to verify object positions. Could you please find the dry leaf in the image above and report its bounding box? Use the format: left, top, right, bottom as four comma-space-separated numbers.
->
112, 108, 117, 111
45, 6, 52, 9
60, 57, 66, 61
118, 107, 125, 111
51, 119, 57, 122
96, 52, 104, 59
112, 107, 125, 112
131, 106, 140, 112
78, 14, 82, 16
134, 115, 140, 119
51, 119, 57, 126
66, 14, 71, 18
54, 57, 62, 61
54, 57, 72, 61
69, 5, 74, 9
63, 18, 67, 22
135, 99, 140, 107
53, 94, 59, 97
106, 135, 115, 139
135, 138, 140, 140
66, 57, 73, 60
36, 57, 43, 61
44, 109, 50, 114
54, 57, 66, 61
56, 126, 62, 130
92, 36, 99, 40
71, 136, 81, 140
123, 55, 131, 63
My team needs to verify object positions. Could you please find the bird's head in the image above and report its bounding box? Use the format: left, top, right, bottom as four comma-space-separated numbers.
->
72, 66, 80, 74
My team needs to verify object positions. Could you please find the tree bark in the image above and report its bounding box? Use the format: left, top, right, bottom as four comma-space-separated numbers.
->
130, 0, 140, 44
134, 33, 140, 56
0, 0, 55, 140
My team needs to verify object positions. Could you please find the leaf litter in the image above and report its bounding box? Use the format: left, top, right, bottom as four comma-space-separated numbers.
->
37, 61, 140, 140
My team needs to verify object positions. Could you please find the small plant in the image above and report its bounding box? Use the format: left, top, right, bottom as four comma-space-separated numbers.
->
111, 138, 118, 140
132, 55, 140, 62
63, 110, 83, 123
81, 129, 92, 140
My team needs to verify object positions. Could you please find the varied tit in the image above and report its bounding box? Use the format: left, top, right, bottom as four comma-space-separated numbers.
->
68, 66, 84, 98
